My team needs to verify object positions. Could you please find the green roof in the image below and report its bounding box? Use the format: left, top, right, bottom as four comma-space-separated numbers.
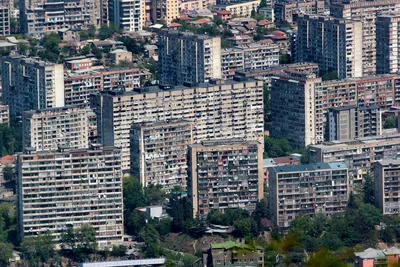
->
211, 240, 254, 251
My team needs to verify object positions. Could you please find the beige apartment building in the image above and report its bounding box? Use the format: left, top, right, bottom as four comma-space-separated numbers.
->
1, 56, 65, 117
221, 42, 279, 79
17, 145, 124, 247
274, 0, 324, 23
20, 0, 101, 37
271, 72, 400, 148
269, 162, 349, 228
158, 31, 221, 86
213, 0, 261, 18
0, 105, 9, 126
376, 14, 400, 75
296, 14, 363, 79
0, 6, 9, 36
330, 0, 400, 76
374, 160, 400, 215
309, 134, 400, 184
130, 120, 193, 190
188, 139, 264, 217
22, 107, 89, 152
93, 79, 264, 172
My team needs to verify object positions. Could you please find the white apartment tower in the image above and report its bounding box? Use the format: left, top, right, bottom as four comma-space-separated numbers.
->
158, 30, 222, 86
1, 56, 65, 117
109, 0, 145, 32
330, 0, 400, 76
93, 79, 264, 172
22, 107, 89, 152
17, 145, 124, 247
20, 0, 101, 37
376, 14, 400, 74
296, 14, 363, 79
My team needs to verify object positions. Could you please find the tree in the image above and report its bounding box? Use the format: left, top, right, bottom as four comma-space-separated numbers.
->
300, 147, 311, 164
264, 136, 292, 158
60, 224, 97, 254
0, 124, 22, 156
123, 175, 146, 214
39, 33, 62, 62
263, 83, 271, 123
3, 165, 15, 182
363, 172, 374, 205
110, 245, 127, 257
117, 36, 145, 55
384, 116, 398, 129
279, 54, 291, 64
322, 71, 338, 81
79, 30, 89, 41
80, 45, 91, 56
20, 233, 54, 264
0, 242, 12, 265
88, 25, 97, 38
99, 24, 119, 40
18, 43, 29, 55
306, 249, 346, 267
126, 210, 146, 235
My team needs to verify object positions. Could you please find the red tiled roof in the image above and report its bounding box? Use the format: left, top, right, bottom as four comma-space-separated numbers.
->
215, 10, 231, 15
270, 30, 285, 36
258, 19, 273, 25
179, 15, 191, 20
272, 156, 300, 165
168, 22, 182, 27
0, 155, 15, 165
257, 39, 274, 44
193, 18, 211, 23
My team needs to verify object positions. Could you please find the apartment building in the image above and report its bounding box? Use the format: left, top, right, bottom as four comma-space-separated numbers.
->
274, 0, 324, 23
271, 72, 400, 148
0, 6, 9, 36
374, 160, 400, 215
158, 30, 221, 86
17, 145, 124, 247
64, 67, 146, 108
221, 43, 279, 79
270, 71, 322, 148
0, 105, 9, 126
188, 139, 263, 217
109, 0, 145, 32
327, 106, 382, 141
213, 0, 261, 18
88, 109, 98, 145
269, 162, 349, 228
376, 14, 400, 75
22, 107, 89, 152
296, 14, 363, 79
93, 78, 263, 172
20, 0, 101, 37
130, 120, 193, 190
309, 134, 400, 183
1, 56, 65, 117
64, 71, 103, 108
330, 0, 400, 76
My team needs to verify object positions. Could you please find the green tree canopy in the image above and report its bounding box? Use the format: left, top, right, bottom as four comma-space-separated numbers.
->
20, 233, 54, 264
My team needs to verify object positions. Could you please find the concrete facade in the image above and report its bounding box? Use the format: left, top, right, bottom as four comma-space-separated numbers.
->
374, 160, 400, 215
269, 162, 349, 228
188, 139, 263, 217
376, 14, 400, 75
1, 56, 65, 117
17, 145, 124, 247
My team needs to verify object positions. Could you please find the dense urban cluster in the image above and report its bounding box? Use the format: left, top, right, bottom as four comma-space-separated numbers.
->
0, 0, 399, 266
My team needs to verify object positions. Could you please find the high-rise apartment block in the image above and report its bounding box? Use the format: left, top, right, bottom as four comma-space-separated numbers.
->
22, 107, 89, 152
271, 71, 322, 148
93, 79, 263, 172
296, 14, 363, 79
109, 0, 145, 32
64, 67, 146, 108
309, 134, 400, 183
20, 0, 101, 37
374, 160, 400, 215
158, 31, 222, 86
0, 6, 9, 36
269, 162, 349, 228
221, 43, 279, 79
188, 139, 264, 217
271, 72, 400, 148
17, 145, 124, 247
274, 0, 324, 23
327, 106, 382, 141
1, 56, 65, 117
376, 14, 400, 74
130, 120, 193, 190
330, 0, 400, 76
